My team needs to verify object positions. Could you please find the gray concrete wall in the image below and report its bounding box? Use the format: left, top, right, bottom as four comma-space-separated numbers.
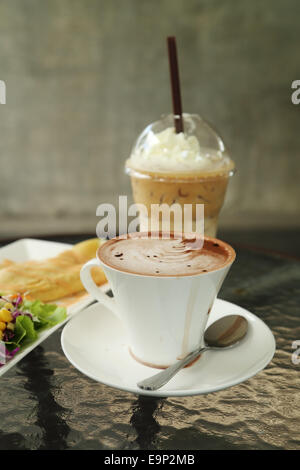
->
0, 0, 299, 237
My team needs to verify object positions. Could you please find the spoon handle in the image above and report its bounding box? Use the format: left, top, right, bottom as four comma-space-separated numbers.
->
137, 346, 209, 391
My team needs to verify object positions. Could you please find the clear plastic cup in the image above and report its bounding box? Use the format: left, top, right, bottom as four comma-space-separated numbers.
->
125, 114, 235, 237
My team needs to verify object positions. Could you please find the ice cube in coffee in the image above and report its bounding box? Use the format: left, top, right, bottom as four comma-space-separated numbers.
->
125, 113, 235, 237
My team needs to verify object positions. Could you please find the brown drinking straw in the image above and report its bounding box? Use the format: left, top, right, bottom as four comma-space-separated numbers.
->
167, 36, 184, 134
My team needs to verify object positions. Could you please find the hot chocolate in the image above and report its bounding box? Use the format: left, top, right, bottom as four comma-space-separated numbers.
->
82, 231, 236, 367
98, 232, 235, 277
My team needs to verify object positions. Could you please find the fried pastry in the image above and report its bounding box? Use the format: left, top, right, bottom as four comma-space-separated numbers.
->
0, 238, 107, 302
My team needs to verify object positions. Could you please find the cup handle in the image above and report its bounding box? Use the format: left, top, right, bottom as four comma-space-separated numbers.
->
80, 258, 120, 320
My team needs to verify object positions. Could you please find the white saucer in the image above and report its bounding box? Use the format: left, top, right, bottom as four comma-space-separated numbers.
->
61, 299, 276, 397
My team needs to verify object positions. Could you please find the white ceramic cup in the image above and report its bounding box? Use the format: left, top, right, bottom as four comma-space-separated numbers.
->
80, 234, 236, 368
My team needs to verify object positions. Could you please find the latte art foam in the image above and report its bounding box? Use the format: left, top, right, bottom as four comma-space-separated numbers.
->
99, 233, 234, 277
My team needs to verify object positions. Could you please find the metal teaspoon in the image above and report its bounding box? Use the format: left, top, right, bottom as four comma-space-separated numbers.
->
137, 315, 248, 391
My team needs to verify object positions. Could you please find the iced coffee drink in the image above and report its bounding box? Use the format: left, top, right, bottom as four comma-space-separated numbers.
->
125, 113, 235, 237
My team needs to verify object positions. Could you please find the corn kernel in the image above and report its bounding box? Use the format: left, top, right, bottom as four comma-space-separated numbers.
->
0, 309, 13, 323
4, 302, 14, 311
6, 322, 14, 331
0, 321, 6, 331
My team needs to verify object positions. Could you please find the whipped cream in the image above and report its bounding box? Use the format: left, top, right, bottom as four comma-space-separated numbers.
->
128, 126, 233, 174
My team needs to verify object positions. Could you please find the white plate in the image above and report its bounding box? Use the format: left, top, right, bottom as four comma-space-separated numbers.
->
0, 238, 109, 376
61, 299, 276, 397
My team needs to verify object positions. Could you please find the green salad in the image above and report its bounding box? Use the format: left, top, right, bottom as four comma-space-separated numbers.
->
0, 294, 67, 367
